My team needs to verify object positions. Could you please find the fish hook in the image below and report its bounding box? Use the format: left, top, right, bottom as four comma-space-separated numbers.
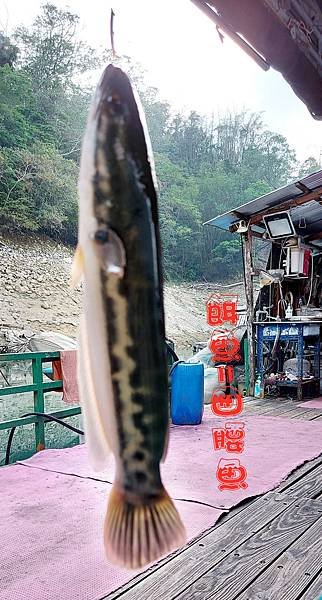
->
110, 8, 116, 60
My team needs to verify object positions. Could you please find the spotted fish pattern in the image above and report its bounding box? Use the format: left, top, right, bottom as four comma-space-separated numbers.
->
74, 64, 186, 569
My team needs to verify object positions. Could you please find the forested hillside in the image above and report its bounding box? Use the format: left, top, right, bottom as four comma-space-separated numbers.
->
0, 3, 319, 280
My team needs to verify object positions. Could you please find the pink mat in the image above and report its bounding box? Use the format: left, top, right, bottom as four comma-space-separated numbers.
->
19, 407, 322, 509
0, 465, 222, 600
299, 397, 322, 409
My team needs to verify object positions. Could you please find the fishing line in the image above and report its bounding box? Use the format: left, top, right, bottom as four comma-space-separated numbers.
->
110, 8, 116, 59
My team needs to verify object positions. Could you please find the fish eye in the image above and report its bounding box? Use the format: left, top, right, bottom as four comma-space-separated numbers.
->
94, 229, 109, 244
106, 94, 123, 116
107, 94, 119, 103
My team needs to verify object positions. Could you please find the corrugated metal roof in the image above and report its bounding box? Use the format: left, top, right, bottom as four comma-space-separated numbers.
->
205, 169, 322, 240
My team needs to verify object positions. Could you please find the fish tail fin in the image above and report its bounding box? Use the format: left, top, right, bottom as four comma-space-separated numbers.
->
104, 484, 186, 570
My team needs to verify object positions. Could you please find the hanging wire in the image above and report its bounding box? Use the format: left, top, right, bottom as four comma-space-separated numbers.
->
5, 412, 84, 466
306, 252, 315, 306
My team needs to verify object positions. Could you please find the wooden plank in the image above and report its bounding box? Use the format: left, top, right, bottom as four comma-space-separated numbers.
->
243, 405, 311, 419
214, 497, 256, 525
105, 457, 322, 600
236, 516, 322, 600
243, 401, 322, 419
302, 409, 322, 420
242, 398, 266, 408
311, 414, 322, 421
243, 399, 322, 421
241, 396, 257, 404
274, 407, 317, 419
274, 455, 322, 493
246, 405, 322, 419
301, 571, 322, 599
244, 403, 296, 417
280, 463, 322, 499
244, 399, 290, 409
104, 494, 297, 600
290, 408, 322, 420
176, 498, 322, 600
265, 405, 312, 418
243, 404, 287, 416
250, 402, 322, 419
242, 397, 293, 410
242, 397, 278, 407
243, 399, 321, 418
104, 494, 270, 600
104, 505, 252, 600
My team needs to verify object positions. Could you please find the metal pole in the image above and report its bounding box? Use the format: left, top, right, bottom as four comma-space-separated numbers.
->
32, 355, 45, 452
241, 230, 255, 395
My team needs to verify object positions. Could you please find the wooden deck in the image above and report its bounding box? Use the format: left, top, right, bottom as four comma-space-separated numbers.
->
105, 397, 322, 600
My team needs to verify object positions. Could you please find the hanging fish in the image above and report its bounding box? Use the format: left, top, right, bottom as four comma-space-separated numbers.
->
72, 64, 186, 570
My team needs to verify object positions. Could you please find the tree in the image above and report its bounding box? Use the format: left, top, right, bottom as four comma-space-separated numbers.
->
298, 156, 321, 178
209, 238, 242, 280
212, 112, 262, 169
14, 3, 99, 91
0, 65, 49, 149
0, 4, 315, 282
254, 131, 296, 187
0, 32, 18, 67
155, 153, 202, 279
0, 144, 78, 240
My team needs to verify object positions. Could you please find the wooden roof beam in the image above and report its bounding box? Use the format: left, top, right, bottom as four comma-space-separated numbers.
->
190, 0, 270, 71
305, 230, 322, 243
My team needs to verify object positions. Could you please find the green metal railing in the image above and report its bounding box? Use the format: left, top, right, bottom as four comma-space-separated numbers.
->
0, 351, 81, 458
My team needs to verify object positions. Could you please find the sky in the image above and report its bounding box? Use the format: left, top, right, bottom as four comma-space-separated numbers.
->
1, 0, 322, 163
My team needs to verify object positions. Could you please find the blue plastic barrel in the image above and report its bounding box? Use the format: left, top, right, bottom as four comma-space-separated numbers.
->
170, 362, 204, 425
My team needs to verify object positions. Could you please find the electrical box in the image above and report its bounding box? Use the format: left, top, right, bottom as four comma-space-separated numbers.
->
286, 245, 311, 277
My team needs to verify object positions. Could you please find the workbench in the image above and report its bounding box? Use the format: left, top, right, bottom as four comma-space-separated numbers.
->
256, 320, 321, 401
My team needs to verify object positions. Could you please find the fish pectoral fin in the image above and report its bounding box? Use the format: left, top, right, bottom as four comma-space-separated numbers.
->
94, 228, 126, 279
70, 244, 84, 288
104, 485, 186, 570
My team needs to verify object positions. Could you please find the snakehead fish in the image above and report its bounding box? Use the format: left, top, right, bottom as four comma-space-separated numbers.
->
72, 64, 186, 570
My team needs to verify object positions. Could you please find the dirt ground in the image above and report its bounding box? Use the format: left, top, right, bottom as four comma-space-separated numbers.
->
0, 233, 245, 358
